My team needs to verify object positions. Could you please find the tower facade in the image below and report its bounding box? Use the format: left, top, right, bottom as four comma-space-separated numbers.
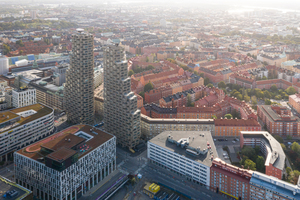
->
103, 45, 141, 148
65, 29, 94, 125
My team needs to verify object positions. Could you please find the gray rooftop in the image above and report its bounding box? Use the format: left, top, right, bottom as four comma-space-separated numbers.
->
0, 176, 32, 200
241, 131, 285, 171
149, 131, 218, 166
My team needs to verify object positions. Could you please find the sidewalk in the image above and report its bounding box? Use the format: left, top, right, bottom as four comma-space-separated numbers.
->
82, 169, 121, 197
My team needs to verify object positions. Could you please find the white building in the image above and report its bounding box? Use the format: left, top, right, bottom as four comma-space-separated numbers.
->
0, 55, 9, 75
14, 125, 116, 200
147, 131, 218, 187
12, 88, 36, 108
0, 103, 54, 161
94, 67, 103, 88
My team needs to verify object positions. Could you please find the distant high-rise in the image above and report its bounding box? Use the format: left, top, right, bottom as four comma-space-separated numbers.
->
65, 29, 94, 125
103, 45, 141, 148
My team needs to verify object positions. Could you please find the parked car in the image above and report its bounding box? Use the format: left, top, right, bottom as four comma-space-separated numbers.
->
232, 141, 236, 143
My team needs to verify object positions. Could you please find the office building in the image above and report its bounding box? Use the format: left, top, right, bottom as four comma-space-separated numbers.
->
64, 29, 94, 124
148, 131, 218, 187
0, 103, 54, 162
240, 131, 285, 179
210, 158, 253, 200
103, 45, 141, 148
0, 175, 33, 200
12, 88, 36, 108
257, 105, 300, 136
14, 125, 116, 200
249, 172, 300, 200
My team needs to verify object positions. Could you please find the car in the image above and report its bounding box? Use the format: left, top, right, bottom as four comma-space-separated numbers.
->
232, 141, 236, 143
213, 139, 217, 142
225, 139, 228, 141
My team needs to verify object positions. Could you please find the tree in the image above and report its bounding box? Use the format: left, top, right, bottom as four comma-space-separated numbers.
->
146, 56, 149, 62
224, 114, 233, 119
270, 85, 278, 92
262, 76, 267, 80
128, 70, 134, 76
287, 135, 293, 140
264, 91, 272, 99
286, 86, 296, 95
286, 167, 292, 175
187, 94, 193, 107
16, 39, 24, 47
211, 115, 217, 119
244, 159, 256, 170
237, 94, 243, 100
265, 99, 272, 105
232, 109, 241, 119
3, 44, 10, 55
275, 95, 282, 100
139, 91, 145, 99
241, 146, 256, 160
281, 143, 287, 151
291, 142, 300, 155
218, 81, 226, 89
200, 73, 204, 78
204, 78, 210, 85
273, 135, 284, 143
207, 83, 213, 88
251, 96, 257, 105
244, 95, 250, 102
144, 82, 154, 92
256, 156, 265, 172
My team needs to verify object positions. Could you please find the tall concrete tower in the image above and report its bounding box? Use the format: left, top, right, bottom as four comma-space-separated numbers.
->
65, 29, 94, 125
103, 45, 141, 148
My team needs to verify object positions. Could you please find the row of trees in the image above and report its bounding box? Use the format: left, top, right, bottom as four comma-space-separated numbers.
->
128, 65, 155, 76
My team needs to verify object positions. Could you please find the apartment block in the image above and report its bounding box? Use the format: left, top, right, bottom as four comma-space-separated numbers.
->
289, 94, 300, 114
257, 105, 300, 137
14, 125, 116, 200
103, 45, 141, 148
210, 158, 253, 200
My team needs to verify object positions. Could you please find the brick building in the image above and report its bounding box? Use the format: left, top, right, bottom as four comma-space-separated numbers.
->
257, 105, 300, 137
214, 119, 261, 137
229, 73, 256, 89
210, 158, 253, 200
289, 94, 300, 114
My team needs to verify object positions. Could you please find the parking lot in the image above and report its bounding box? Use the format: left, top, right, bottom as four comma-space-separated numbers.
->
213, 137, 241, 164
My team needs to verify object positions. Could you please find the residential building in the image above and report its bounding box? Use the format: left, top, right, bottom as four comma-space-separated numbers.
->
240, 131, 285, 179
0, 54, 9, 75
289, 94, 300, 114
103, 45, 141, 148
257, 105, 300, 137
148, 131, 218, 187
141, 114, 215, 140
0, 103, 54, 162
210, 158, 253, 200
12, 88, 36, 108
0, 175, 33, 200
214, 119, 261, 137
53, 64, 68, 87
249, 172, 300, 200
257, 51, 287, 67
14, 125, 116, 200
64, 29, 95, 125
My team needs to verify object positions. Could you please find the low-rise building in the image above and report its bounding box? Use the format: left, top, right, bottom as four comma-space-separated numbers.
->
12, 88, 36, 108
0, 175, 33, 200
0, 103, 54, 162
214, 119, 261, 137
240, 131, 285, 179
249, 172, 300, 200
14, 125, 116, 200
148, 131, 218, 187
210, 158, 253, 200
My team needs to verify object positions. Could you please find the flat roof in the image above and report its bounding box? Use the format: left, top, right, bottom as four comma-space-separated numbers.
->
46, 147, 77, 163
141, 114, 215, 125
149, 131, 218, 167
258, 105, 299, 122
0, 103, 53, 135
17, 125, 114, 162
0, 176, 32, 200
240, 131, 285, 171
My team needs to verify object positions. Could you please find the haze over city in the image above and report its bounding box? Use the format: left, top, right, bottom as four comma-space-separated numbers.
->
1, 0, 300, 200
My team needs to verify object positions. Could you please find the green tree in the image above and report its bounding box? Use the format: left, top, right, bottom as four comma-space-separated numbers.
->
270, 85, 278, 92
251, 96, 257, 105
128, 70, 134, 76
287, 135, 293, 140
265, 99, 272, 105
262, 76, 267, 80
286, 167, 292, 175
16, 39, 24, 46
218, 81, 226, 89
224, 114, 233, 119
187, 94, 193, 107
146, 56, 149, 62
144, 82, 154, 92
275, 95, 282, 100
237, 94, 243, 100
3, 44, 10, 55
207, 83, 213, 88
264, 91, 272, 99
244, 95, 250, 102
244, 159, 256, 170
291, 142, 300, 155
281, 143, 287, 151
241, 146, 256, 160
211, 115, 217, 119
199, 73, 204, 78
286, 86, 297, 95
256, 156, 265, 172
139, 91, 145, 99
273, 135, 284, 143
204, 77, 210, 85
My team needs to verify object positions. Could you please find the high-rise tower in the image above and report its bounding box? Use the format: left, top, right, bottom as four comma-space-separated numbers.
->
65, 29, 94, 125
103, 45, 141, 148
